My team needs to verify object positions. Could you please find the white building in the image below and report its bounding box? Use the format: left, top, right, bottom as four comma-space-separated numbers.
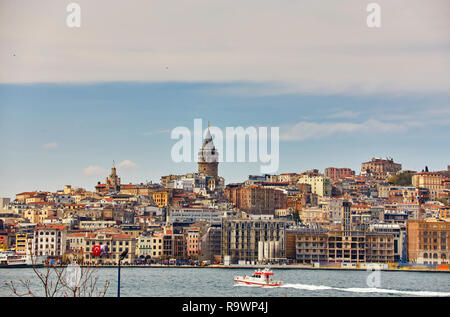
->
32, 224, 67, 257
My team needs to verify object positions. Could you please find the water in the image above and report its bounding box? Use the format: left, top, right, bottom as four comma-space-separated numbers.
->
1, 267, 449, 297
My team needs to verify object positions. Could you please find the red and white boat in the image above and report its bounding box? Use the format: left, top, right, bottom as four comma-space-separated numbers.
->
234, 268, 283, 287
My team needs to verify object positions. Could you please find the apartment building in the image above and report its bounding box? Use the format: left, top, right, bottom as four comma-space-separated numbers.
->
32, 224, 67, 257
324, 167, 355, 182
293, 227, 328, 264
365, 232, 396, 263
225, 185, 287, 215
221, 218, 289, 264
136, 233, 163, 259
23, 208, 57, 224
15, 233, 32, 255
297, 172, 331, 198
186, 227, 201, 258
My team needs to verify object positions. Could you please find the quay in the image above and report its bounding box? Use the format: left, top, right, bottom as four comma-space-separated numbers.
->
43, 263, 450, 273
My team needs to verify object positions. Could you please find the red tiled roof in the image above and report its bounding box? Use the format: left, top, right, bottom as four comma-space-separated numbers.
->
16, 191, 37, 196
36, 224, 66, 231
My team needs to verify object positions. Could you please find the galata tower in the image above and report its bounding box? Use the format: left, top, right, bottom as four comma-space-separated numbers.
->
198, 122, 219, 179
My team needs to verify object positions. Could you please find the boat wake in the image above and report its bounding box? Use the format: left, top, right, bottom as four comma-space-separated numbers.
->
234, 282, 280, 289
281, 283, 450, 297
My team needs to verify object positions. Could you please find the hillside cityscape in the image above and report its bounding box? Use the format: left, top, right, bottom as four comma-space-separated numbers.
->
1, 125, 449, 270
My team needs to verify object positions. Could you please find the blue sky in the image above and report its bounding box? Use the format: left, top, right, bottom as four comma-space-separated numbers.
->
0, 0, 449, 198
0, 82, 449, 198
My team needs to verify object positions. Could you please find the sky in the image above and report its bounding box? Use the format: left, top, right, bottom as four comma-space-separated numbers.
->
0, 0, 449, 199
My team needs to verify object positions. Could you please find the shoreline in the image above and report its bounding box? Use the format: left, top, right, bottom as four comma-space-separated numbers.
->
3, 264, 448, 273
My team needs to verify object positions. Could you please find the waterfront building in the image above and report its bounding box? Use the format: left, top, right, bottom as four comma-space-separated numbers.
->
15, 233, 31, 255
370, 223, 404, 262
83, 230, 135, 265
32, 224, 67, 257
0, 234, 7, 250
163, 233, 186, 260
407, 219, 450, 265
150, 233, 164, 259
67, 232, 87, 251
365, 232, 396, 263
291, 227, 328, 264
221, 218, 289, 264
327, 230, 366, 263
199, 223, 222, 262
136, 233, 163, 260
287, 224, 398, 264
186, 226, 201, 258
136, 235, 153, 260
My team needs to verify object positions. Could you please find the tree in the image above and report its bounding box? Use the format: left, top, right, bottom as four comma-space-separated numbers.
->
388, 172, 413, 186
5, 255, 110, 297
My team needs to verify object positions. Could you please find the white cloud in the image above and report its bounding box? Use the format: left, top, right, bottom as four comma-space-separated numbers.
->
280, 119, 413, 141
116, 160, 138, 170
281, 104, 450, 141
326, 111, 360, 119
82, 160, 138, 177
1, 0, 449, 94
42, 142, 58, 149
83, 165, 107, 177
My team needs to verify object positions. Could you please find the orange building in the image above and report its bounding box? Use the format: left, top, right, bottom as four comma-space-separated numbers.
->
152, 189, 172, 207
407, 219, 450, 264
225, 185, 287, 215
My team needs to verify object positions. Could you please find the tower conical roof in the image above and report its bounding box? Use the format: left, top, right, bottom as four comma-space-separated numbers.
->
199, 123, 218, 163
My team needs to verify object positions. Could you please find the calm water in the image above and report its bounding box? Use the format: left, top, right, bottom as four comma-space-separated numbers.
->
1, 267, 449, 297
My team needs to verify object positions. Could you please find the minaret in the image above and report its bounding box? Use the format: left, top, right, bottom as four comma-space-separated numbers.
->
198, 122, 219, 179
